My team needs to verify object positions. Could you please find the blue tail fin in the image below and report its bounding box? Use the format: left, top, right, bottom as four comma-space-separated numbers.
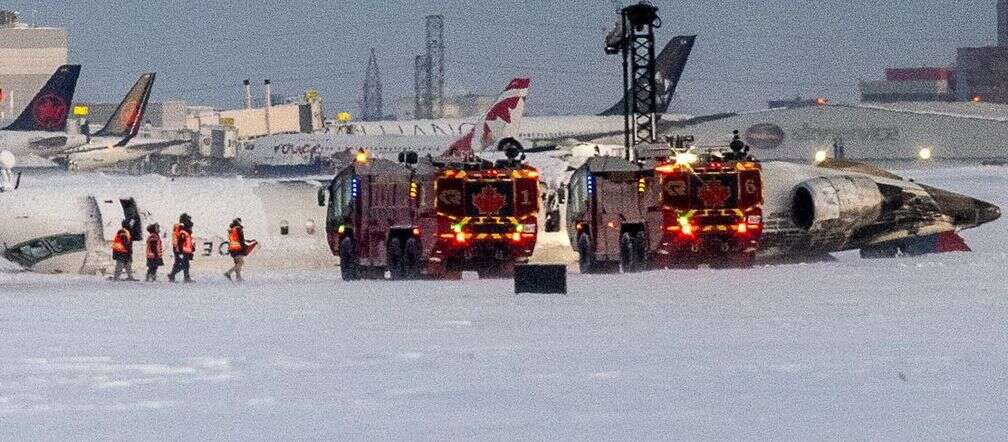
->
3, 64, 82, 132
599, 35, 696, 116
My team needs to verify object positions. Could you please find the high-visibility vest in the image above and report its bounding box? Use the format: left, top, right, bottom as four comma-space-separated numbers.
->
228, 226, 243, 252
146, 235, 163, 259
172, 224, 182, 251
179, 229, 195, 254
112, 229, 131, 254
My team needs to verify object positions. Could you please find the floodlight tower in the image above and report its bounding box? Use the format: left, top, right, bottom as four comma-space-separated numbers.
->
605, 1, 661, 160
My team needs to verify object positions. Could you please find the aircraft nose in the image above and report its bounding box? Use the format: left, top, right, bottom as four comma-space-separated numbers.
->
977, 200, 1001, 225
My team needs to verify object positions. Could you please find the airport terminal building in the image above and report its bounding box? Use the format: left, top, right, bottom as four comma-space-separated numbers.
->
0, 11, 68, 122
663, 102, 1008, 162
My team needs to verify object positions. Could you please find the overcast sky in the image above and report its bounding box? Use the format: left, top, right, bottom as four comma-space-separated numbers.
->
7, 0, 998, 116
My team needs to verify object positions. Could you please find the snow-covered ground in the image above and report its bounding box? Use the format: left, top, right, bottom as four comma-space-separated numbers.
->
0, 165, 1006, 439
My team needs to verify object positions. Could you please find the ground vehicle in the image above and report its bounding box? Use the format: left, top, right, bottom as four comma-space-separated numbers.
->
322, 151, 539, 280
566, 156, 661, 273
567, 149, 764, 272
653, 151, 764, 268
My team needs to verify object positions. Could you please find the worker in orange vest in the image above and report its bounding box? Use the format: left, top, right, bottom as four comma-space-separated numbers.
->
145, 223, 164, 282
111, 219, 137, 281
168, 213, 195, 283
224, 218, 247, 282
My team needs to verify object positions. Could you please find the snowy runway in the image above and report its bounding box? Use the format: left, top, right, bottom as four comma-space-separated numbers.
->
0, 165, 1006, 438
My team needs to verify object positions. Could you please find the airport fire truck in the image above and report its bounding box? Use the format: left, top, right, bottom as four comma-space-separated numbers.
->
653, 150, 764, 268
567, 148, 764, 272
322, 150, 540, 280
566, 156, 661, 273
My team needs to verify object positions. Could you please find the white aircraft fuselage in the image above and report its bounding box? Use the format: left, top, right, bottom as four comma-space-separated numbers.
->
0, 176, 336, 274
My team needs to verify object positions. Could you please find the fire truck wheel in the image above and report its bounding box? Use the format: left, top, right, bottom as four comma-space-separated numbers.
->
386, 237, 404, 280
340, 237, 360, 281
633, 231, 648, 269
577, 234, 596, 274
403, 237, 422, 278
619, 233, 639, 273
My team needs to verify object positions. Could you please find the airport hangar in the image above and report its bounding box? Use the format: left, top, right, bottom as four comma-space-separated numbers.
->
660, 102, 1008, 163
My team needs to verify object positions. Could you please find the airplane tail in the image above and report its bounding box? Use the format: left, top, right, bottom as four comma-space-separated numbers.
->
3, 64, 81, 132
443, 78, 529, 158
599, 35, 696, 116
93, 73, 155, 144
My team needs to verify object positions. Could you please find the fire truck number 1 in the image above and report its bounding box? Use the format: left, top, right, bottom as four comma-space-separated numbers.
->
520, 189, 531, 206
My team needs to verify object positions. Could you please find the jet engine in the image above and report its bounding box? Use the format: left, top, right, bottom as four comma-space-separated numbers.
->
791, 175, 884, 248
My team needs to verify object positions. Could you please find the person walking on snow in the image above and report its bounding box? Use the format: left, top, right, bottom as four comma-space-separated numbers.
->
111, 219, 137, 281
145, 223, 164, 282
168, 213, 195, 283
224, 218, 247, 282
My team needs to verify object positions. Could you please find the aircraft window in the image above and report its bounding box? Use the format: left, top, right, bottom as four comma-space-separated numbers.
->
3, 239, 52, 268
47, 234, 86, 254
280, 220, 290, 236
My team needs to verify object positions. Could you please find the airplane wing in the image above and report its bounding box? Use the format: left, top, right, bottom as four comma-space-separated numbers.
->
816, 158, 904, 181
122, 139, 190, 152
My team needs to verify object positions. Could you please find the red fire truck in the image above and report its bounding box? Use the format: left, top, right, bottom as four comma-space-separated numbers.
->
322, 151, 540, 280
653, 151, 764, 268
567, 150, 763, 272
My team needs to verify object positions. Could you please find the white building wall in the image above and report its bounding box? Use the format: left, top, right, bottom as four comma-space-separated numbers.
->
0, 26, 68, 121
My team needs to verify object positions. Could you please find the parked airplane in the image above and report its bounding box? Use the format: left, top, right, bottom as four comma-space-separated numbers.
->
0, 64, 81, 167
333, 36, 696, 144
55, 73, 189, 171
238, 77, 530, 172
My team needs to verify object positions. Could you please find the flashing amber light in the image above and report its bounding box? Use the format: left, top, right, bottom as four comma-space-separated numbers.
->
972, 96, 983, 103
412, 228, 421, 236
337, 224, 346, 234
455, 232, 466, 243
737, 223, 748, 234
354, 150, 369, 164
576, 223, 584, 231
607, 221, 617, 229
815, 97, 830, 105
511, 232, 521, 242
655, 163, 678, 174
681, 224, 694, 236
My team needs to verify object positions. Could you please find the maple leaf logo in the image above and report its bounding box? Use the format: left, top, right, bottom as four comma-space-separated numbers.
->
698, 181, 731, 209
485, 96, 520, 124
118, 99, 141, 132
472, 186, 506, 215
33, 93, 68, 130
446, 128, 475, 157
